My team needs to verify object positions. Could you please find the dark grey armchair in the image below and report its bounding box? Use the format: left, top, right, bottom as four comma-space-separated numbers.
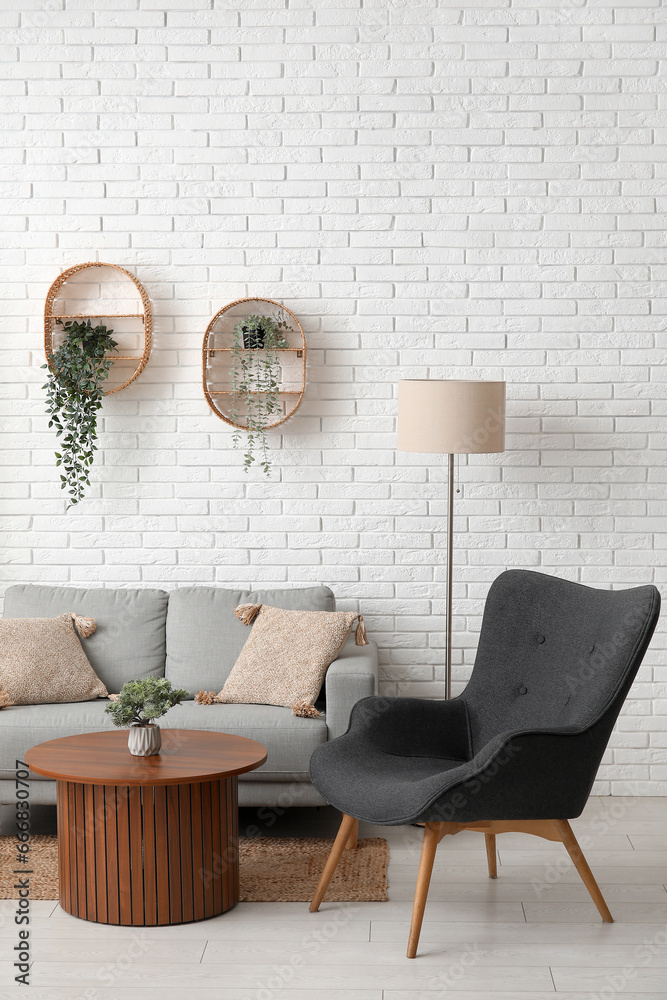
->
308, 570, 660, 957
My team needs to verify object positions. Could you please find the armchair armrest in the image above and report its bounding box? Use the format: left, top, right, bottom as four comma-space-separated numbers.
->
347, 696, 474, 761
324, 636, 379, 741
447, 724, 605, 822
417, 717, 614, 825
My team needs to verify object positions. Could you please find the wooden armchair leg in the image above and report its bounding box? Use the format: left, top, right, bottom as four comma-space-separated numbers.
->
485, 833, 497, 879
346, 818, 359, 850
407, 822, 442, 959
309, 813, 358, 912
553, 819, 613, 923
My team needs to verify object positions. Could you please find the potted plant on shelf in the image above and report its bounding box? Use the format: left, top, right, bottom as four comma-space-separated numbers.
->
42, 317, 118, 508
104, 678, 189, 756
230, 312, 292, 476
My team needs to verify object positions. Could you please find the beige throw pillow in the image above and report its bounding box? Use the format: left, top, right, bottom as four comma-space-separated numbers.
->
0, 613, 107, 705
217, 604, 369, 717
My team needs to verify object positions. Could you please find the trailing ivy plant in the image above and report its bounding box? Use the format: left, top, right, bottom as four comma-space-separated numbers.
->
41, 318, 118, 508
230, 313, 291, 476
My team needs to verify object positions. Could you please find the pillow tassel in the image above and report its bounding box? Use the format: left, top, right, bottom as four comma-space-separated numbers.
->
0, 688, 13, 710
195, 690, 220, 705
234, 603, 262, 626
292, 699, 321, 719
355, 615, 369, 646
70, 612, 96, 639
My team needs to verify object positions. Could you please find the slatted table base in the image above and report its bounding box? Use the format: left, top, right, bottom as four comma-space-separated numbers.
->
56, 777, 239, 925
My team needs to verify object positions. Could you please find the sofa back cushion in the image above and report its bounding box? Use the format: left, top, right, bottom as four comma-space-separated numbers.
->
165, 586, 335, 696
2, 585, 169, 693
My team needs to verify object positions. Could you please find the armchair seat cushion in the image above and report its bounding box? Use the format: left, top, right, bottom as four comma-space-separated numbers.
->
311, 730, 468, 825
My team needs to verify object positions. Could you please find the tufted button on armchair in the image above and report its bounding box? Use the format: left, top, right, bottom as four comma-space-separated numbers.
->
307, 569, 661, 958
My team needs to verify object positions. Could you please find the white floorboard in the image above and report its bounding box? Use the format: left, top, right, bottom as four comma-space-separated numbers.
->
0, 993, 381, 1000
27, 959, 557, 991
0, 795, 665, 996
32, 939, 207, 963
388, 995, 667, 1000
200, 939, 667, 968
370, 919, 667, 946
0, 991, 381, 1000
385, 864, 667, 884
523, 901, 667, 923
553, 967, 667, 993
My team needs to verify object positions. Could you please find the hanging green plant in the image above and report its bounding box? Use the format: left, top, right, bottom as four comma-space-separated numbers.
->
41, 318, 118, 508
230, 313, 291, 476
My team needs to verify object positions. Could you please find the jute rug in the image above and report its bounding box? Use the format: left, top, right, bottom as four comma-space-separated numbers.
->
0, 835, 388, 903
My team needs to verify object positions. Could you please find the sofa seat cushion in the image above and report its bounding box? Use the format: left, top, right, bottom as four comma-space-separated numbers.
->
0, 701, 112, 781
2, 701, 326, 784
165, 585, 335, 696
161, 702, 327, 781
3, 585, 168, 692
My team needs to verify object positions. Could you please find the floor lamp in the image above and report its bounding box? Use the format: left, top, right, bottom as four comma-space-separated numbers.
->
398, 380, 506, 698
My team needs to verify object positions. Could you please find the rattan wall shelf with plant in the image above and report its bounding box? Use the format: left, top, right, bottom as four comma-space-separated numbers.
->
203, 297, 306, 474
44, 261, 152, 395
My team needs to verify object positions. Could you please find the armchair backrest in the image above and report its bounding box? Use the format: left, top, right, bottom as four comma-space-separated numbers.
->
463, 570, 660, 753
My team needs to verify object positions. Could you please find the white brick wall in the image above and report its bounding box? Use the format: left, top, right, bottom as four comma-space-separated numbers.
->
1, 0, 666, 793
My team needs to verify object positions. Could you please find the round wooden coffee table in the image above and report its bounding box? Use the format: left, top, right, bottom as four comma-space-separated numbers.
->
25, 730, 267, 926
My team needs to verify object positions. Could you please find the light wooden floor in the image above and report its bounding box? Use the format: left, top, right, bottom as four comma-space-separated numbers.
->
1, 796, 666, 999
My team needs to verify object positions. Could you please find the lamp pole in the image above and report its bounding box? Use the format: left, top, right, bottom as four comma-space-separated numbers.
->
445, 452, 454, 699
397, 379, 506, 702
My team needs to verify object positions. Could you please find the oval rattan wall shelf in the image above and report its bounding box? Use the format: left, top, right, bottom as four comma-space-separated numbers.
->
202, 297, 306, 430
44, 261, 152, 395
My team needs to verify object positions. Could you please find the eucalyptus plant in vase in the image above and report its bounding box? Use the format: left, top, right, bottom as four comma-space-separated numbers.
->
41, 317, 118, 507
229, 312, 292, 476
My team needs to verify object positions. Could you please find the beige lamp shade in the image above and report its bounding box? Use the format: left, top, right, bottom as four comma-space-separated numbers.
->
398, 380, 506, 455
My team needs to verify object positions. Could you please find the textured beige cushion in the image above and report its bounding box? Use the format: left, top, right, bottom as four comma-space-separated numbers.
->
0, 614, 107, 705
217, 605, 362, 714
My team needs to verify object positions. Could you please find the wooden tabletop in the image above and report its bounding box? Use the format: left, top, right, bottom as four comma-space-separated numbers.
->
25, 730, 268, 787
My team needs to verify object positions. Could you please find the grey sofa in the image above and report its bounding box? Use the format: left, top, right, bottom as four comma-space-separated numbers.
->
0, 583, 378, 808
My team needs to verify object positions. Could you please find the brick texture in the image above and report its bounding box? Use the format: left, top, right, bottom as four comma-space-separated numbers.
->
1, 0, 666, 792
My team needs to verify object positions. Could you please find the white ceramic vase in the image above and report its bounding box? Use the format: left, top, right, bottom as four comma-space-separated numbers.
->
128, 723, 161, 757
